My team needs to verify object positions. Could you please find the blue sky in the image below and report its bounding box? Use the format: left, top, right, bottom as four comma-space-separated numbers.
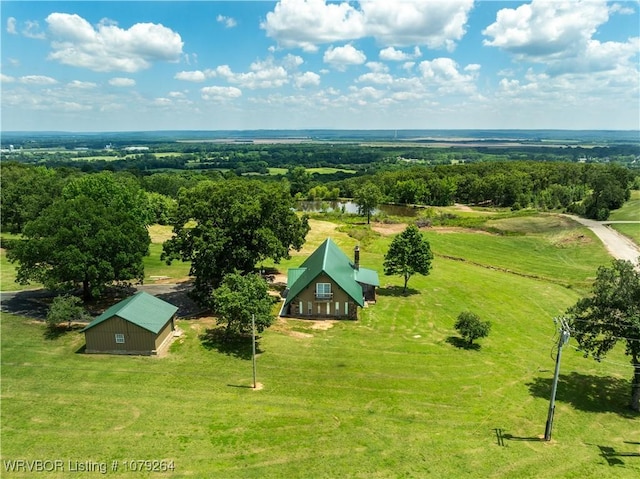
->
1, 0, 639, 131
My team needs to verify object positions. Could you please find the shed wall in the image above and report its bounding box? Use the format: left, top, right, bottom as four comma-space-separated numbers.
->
84, 315, 171, 354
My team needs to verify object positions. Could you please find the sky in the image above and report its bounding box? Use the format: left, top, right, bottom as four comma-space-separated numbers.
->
1, 0, 639, 131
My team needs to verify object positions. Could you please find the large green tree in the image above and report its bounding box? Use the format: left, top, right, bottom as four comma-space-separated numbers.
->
1, 163, 68, 233
162, 180, 309, 305
383, 224, 433, 293
212, 272, 275, 336
8, 172, 150, 300
355, 182, 382, 224
565, 259, 640, 411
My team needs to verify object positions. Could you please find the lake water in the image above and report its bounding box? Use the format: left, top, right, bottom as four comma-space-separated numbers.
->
297, 200, 420, 217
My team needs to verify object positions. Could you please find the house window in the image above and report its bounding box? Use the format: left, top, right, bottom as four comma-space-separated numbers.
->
308, 301, 312, 314
326, 302, 331, 315
344, 302, 349, 315
335, 302, 340, 314
317, 304, 321, 314
299, 301, 303, 315
315, 283, 332, 299
115, 333, 125, 344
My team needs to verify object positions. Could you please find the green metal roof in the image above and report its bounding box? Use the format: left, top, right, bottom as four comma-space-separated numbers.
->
81, 291, 178, 334
284, 238, 379, 308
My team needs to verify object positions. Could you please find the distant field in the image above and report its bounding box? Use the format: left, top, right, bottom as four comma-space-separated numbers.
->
2, 214, 638, 478
307, 167, 356, 175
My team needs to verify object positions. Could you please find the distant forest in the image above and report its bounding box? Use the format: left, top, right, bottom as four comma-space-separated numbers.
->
1, 132, 638, 231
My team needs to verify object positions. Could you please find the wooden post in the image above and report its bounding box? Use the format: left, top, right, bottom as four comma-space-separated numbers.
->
252, 314, 257, 389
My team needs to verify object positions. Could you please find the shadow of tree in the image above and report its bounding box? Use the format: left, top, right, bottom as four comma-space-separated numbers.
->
43, 324, 85, 340
377, 285, 419, 297
526, 372, 637, 417
446, 336, 481, 350
199, 327, 263, 360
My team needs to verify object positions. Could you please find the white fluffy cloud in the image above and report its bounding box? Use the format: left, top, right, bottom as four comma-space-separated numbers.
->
216, 15, 237, 29
294, 71, 321, 88
7, 17, 17, 34
483, 0, 639, 77
20, 75, 58, 85
379, 46, 421, 61
175, 70, 209, 82
262, 0, 473, 51
261, 0, 365, 52
201, 85, 242, 101
483, 0, 609, 58
45, 13, 184, 72
109, 77, 136, 87
323, 44, 366, 70
419, 57, 478, 94
1, 74, 16, 83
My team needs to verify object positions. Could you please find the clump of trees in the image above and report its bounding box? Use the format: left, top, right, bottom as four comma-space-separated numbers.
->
565, 259, 640, 411
454, 311, 491, 346
162, 179, 309, 306
354, 182, 383, 224
7, 172, 151, 300
383, 224, 433, 293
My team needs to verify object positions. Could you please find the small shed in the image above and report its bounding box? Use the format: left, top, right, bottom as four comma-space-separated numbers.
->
82, 291, 178, 355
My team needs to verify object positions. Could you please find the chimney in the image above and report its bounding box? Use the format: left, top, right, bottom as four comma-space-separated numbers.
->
354, 245, 360, 270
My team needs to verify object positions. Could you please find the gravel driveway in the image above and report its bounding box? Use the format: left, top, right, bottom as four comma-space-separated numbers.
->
562, 214, 640, 266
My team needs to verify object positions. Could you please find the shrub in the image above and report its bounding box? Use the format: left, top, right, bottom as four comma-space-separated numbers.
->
454, 311, 491, 345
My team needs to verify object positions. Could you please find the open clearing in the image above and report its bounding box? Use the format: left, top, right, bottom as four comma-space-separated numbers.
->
2, 211, 639, 478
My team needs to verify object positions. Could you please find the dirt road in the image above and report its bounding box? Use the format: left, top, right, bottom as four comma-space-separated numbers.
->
562, 214, 640, 266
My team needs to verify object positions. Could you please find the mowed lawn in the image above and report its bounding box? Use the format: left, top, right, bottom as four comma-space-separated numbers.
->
609, 190, 640, 244
2, 216, 639, 478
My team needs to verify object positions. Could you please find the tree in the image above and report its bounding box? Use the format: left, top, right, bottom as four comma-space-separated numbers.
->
0, 163, 67, 234
355, 182, 382, 224
211, 273, 275, 336
162, 180, 309, 306
46, 295, 89, 332
565, 259, 640, 411
7, 172, 150, 300
383, 224, 433, 293
454, 311, 491, 345
286, 166, 312, 197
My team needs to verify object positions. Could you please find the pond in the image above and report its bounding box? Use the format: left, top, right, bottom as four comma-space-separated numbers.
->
297, 200, 420, 217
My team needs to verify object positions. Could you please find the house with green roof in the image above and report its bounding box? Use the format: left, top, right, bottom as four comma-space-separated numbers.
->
282, 238, 379, 319
82, 291, 178, 355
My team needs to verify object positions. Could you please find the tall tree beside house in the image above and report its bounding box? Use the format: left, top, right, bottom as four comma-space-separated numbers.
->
7, 172, 150, 300
162, 180, 310, 306
211, 272, 275, 337
565, 259, 640, 411
383, 224, 433, 293
355, 182, 383, 224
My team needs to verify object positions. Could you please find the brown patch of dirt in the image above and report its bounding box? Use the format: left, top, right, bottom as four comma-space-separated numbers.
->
431, 226, 495, 235
453, 203, 474, 212
550, 232, 593, 247
371, 222, 408, 236
310, 320, 335, 330
288, 331, 314, 339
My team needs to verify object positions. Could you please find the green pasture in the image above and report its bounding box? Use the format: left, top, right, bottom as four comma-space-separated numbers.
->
609, 190, 640, 222
2, 213, 639, 478
610, 223, 640, 245
307, 167, 357, 175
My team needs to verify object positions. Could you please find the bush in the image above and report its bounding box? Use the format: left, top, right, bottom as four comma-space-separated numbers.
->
454, 311, 491, 345
46, 295, 89, 332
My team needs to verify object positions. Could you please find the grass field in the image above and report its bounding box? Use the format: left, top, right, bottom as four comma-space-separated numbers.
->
609, 190, 640, 244
2, 213, 639, 478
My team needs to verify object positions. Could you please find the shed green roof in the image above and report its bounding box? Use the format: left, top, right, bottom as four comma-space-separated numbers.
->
81, 291, 178, 334
284, 238, 379, 308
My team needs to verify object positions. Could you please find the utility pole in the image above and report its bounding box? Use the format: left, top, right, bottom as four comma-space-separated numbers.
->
251, 313, 257, 389
544, 317, 570, 441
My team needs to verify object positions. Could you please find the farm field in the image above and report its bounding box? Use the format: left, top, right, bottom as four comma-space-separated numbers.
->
2, 213, 639, 478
